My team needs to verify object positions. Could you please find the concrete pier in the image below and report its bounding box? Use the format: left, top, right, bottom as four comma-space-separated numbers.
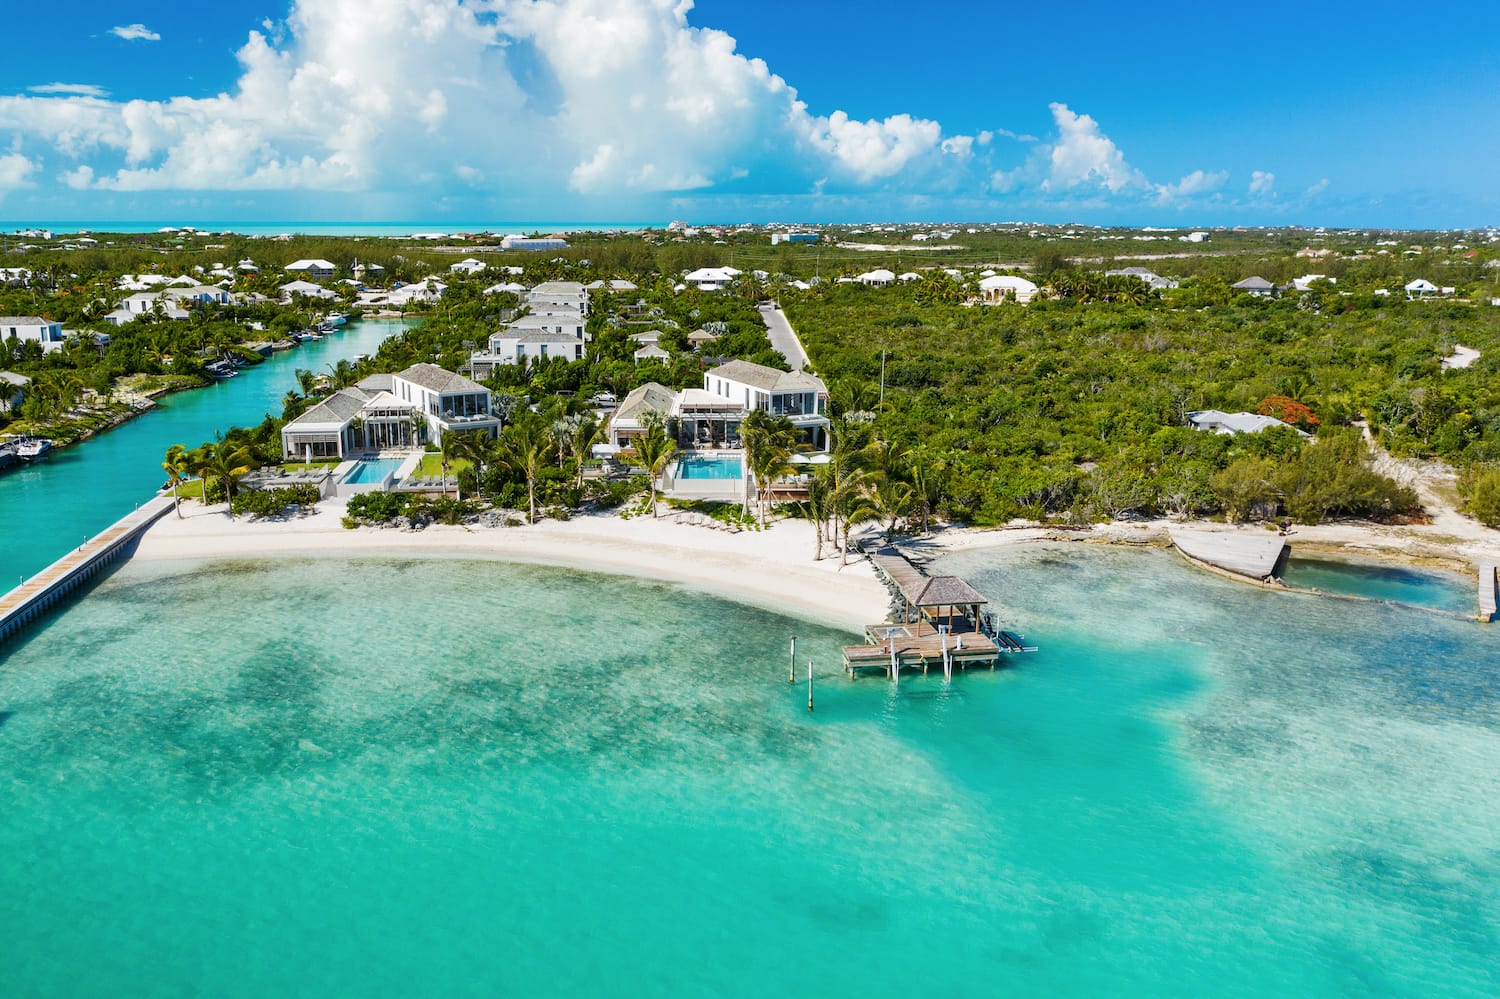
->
0, 495, 175, 650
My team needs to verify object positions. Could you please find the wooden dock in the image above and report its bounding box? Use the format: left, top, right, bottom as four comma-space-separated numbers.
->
0, 496, 175, 650
1480, 561, 1497, 623
844, 545, 1036, 679
1169, 527, 1289, 580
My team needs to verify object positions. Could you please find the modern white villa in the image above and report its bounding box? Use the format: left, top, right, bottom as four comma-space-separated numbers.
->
0, 316, 67, 352
608, 359, 831, 451
285, 259, 337, 278
469, 282, 591, 375
280, 363, 500, 460
1187, 410, 1311, 438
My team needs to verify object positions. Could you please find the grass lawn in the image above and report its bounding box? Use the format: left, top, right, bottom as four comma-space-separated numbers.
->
281, 461, 341, 472
412, 452, 470, 479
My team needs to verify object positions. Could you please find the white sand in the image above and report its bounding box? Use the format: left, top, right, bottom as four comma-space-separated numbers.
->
135, 502, 890, 634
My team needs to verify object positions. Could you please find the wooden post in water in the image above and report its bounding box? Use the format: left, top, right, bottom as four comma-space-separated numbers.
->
789, 634, 797, 683
807, 660, 814, 712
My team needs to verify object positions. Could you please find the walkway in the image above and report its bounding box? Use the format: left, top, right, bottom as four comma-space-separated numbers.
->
758, 302, 810, 371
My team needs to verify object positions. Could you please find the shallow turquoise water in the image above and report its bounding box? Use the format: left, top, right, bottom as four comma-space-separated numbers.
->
0, 319, 410, 586
2, 546, 1498, 997
1281, 554, 1474, 614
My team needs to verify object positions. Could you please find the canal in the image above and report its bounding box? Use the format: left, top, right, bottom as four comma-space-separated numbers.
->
0, 318, 412, 587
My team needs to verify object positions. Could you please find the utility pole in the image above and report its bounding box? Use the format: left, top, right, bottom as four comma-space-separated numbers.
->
879, 349, 886, 410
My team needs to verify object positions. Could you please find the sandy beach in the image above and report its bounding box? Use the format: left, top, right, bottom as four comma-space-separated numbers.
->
135, 502, 893, 634
134, 481, 1500, 637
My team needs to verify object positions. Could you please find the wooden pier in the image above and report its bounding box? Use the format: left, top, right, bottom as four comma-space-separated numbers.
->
1480, 561, 1497, 623
843, 545, 1036, 679
0, 496, 175, 650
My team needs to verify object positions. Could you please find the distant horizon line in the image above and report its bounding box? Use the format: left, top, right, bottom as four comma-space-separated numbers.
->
1, 219, 1496, 236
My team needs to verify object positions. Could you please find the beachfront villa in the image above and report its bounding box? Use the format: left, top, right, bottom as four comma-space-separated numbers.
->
607, 360, 831, 451
280, 363, 499, 460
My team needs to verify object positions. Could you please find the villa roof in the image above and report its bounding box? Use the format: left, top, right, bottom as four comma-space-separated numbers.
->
687, 328, 720, 341
634, 344, 670, 358
0, 315, 51, 325
397, 363, 486, 395
287, 387, 372, 428
529, 281, 586, 296
0, 370, 31, 386
515, 331, 582, 344
360, 390, 411, 410
355, 373, 394, 392
615, 381, 677, 422
708, 359, 825, 394
1232, 276, 1274, 290
910, 575, 988, 608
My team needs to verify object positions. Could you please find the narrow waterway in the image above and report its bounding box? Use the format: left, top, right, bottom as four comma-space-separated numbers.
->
0, 318, 411, 587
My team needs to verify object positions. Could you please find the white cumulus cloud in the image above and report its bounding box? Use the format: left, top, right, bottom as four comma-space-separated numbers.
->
1249, 170, 1276, 196
1305, 177, 1329, 196
1158, 168, 1228, 201
0, 153, 38, 191
1041, 103, 1149, 193
28, 83, 110, 98
0, 1, 1257, 217
111, 23, 161, 42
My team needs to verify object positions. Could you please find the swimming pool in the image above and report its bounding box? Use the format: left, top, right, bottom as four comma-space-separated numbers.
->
342, 458, 406, 485
673, 453, 744, 480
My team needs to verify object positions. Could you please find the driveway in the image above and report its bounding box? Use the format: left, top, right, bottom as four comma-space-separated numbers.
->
758, 302, 810, 371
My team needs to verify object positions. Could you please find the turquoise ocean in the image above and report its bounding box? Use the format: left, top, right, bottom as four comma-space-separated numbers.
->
2, 543, 1497, 997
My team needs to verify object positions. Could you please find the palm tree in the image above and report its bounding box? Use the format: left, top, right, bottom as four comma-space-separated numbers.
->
496, 419, 554, 524
741, 409, 797, 526
833, 475, 878, 566
566, 414, 604, 492
448, 431, 494, 503
801, 470, 833, 561
327, 359, 357, 389
631, 419, 676, 519
438, 429, 461, 499
295, 368, 319, 398
826, 418, 873, 548
872, 476, 913, 539
161, 443, 192, 518
194, 442, 258, 518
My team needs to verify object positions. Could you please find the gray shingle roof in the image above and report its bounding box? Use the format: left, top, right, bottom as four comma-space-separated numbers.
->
708, 359, 827, 394
615, 381, 677, 422
397, 363, 485, 394
911, 576, 988, 607
287, 387, 372, 427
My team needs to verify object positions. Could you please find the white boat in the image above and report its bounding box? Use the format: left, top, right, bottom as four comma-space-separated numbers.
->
323, 312, 349, 328
17, 437, 52, 460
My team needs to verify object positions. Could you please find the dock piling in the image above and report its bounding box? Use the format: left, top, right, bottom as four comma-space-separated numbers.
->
789, 634, 797, 683
807, 660, 814, 712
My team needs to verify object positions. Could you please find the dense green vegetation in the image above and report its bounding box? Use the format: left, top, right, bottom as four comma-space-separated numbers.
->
786, 282, 1500, 525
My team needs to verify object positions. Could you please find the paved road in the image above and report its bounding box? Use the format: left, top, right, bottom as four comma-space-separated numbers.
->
758, 302, 810, 371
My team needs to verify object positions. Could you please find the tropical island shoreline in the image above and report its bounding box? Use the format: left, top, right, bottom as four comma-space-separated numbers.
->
132, 498, 1500, 634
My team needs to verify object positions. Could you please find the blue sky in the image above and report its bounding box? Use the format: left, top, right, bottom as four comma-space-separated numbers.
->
0, 1, 1496, 228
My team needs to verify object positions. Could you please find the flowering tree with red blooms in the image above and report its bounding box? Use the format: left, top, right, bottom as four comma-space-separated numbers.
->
1257, 395, 1321, 430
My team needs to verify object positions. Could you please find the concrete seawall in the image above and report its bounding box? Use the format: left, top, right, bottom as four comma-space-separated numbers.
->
0, 495, 176, 650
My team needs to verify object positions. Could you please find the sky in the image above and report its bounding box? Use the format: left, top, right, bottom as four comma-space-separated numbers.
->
0, 0, 1496, 228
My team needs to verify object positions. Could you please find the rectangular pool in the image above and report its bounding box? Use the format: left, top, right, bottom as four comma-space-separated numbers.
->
343, 458, 406, 485
673, 453, 744, 480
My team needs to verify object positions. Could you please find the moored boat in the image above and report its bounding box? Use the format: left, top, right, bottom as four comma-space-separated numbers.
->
16, 437, 52, 460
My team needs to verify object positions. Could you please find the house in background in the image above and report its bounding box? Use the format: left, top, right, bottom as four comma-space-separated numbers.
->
0, 370, 30, 411
1232, 276, 1276, 298
857, 269, 896, 287
450, 258, 487, 275
978, 275, 1039, 304
682, 266, 741, 292
500, 235, 568, 251
1, 316, 67, 351
285, 259, 337, 279
1105, 266, 1178, 290
281, 279, 339, 302
1187, 410, 1311, 438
